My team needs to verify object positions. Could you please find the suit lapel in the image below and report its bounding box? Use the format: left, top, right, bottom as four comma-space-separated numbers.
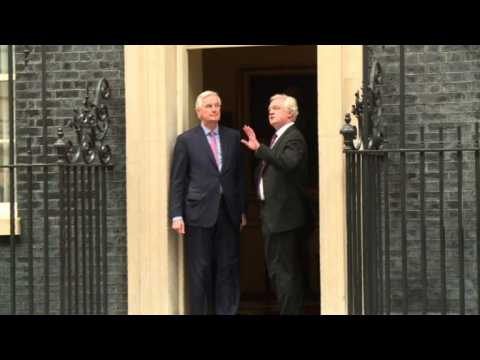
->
219, 126, 230, 174
272, 124, 295, 154
196, 125, 219, 171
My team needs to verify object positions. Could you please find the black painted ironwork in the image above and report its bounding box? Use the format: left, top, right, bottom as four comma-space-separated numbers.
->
343, 45, 480, 315
63, 78, 113, 165
351, 46, 384, 150
1, 46, 113, 314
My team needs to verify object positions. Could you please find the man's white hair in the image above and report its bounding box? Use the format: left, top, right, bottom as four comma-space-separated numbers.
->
270, 94, 299, 120
195, 90, 221, 110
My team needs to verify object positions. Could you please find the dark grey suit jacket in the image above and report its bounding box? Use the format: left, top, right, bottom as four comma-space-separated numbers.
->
255, 124, 308, 233
169, 125, 246, 229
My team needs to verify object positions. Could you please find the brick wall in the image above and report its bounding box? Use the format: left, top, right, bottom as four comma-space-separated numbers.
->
0, 45, 127, 314
369, 45, 480, 313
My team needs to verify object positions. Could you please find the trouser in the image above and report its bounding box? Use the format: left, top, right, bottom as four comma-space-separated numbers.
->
262, 225, 304, 315
186, 198, 240, 315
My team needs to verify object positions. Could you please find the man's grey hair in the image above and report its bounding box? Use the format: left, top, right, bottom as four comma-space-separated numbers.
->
270, 94, 299, 120
195, 90, 221, 110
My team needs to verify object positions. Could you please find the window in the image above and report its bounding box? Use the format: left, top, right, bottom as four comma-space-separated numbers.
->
0, 45, 15, 207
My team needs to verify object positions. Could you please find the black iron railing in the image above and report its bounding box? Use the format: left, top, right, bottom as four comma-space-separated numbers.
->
344, 122, 480, 315
1, 45, 114, 314
342, 45, 480, 315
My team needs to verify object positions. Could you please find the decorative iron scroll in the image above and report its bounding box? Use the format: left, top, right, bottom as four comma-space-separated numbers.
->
23, 45, 33, 67
55, 78, 112, 165
341, 47, 384, 150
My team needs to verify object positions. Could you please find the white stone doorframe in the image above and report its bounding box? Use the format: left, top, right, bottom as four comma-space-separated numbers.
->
124, 45, 362, 315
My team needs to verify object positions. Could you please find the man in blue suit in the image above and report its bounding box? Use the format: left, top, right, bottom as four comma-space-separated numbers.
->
169, 91, 247, 315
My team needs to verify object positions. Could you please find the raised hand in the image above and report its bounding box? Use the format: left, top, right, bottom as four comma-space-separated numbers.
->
240, 125, 260, 151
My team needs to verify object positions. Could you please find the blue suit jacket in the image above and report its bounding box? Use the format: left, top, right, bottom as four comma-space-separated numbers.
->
169, 125, 246, 229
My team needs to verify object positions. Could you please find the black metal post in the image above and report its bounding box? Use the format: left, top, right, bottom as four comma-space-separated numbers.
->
74, 166, 79, 314
102, 166, 109, 314
476, 123, 480, 314
346, 151, 354, 314
43, 164, 50, 315
457, 127, 465, 315
384, 153, 391, 315
55, 128, 67, 315
81, 166, 87, 314
401, 149, 408, 314
59, 164, 65, 315
27, 138, 34, 314
66, 166, 71, 314
88, 166, 94, 314
400, 45, 405, 147
350, 153, 358, 314
362, 154, 370, 314
41, 45, 50, 315
439, 128, 447, 314
376, 156, 383, 314
95, 166, 101, 314
8, 45, 16, 315
420, 127, 427, 314
356, 153, 363, 314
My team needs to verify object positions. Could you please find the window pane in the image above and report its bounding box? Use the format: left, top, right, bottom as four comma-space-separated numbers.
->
0, 45, 9, 75
0, 81, 8, 140
0, 145, 8, 203
0, 45, 14, 204
1, 79, 8, 202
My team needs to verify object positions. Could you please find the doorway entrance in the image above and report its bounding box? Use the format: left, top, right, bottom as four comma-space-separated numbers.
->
201, 45, 320, 314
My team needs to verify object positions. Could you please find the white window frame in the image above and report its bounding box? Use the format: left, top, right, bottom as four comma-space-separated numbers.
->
0, 45, 20, 235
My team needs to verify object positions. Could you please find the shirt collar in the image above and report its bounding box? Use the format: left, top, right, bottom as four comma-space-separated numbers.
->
201, 123, 219, 136
275, 122, 294, 139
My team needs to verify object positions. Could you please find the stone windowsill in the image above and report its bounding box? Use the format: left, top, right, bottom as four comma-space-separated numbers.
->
0, 217, 21, 236
0, 202, 21, 236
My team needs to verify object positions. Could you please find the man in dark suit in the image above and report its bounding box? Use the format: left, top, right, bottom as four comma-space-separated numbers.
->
241, 94, 308, 315
169, 90, 246, 315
